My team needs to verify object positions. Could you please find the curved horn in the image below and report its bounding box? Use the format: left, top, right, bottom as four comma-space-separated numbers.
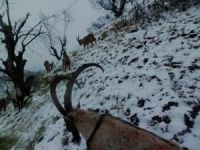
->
50, 74, 81, 116
50, 75, 73, 116
64, 63, 104, 113
74, 63, 104, 79
76, 36, 81, 45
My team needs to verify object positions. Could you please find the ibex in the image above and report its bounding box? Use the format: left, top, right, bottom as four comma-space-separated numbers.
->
44, 60, 53, 73
62, 51, 70, 71
50, 63, 182, 150
76, 33, 96, 49
6, 88, 23, 112
0, 98, 8, 111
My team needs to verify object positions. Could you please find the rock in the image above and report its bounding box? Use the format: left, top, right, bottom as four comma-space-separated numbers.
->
137, 99, 145, 108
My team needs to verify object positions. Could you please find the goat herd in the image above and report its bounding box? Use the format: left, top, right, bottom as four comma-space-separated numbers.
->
0, 33, 183, 150
0, 33, 96, 112
44, 33, 96, 73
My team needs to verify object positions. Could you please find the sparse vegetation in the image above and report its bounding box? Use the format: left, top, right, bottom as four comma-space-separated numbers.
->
25, 126, 46, 150
24, 97, 33, 108
112, 0, 199, 31
0, 136, 18, 150
37, 76, 49, 89
100, 31, 108, 40
97, 0, 134, 18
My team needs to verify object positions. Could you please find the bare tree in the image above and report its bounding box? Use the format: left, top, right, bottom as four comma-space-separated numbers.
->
0, 0, 45, 108
97, 0, 133, 17
41, 10, 70, 61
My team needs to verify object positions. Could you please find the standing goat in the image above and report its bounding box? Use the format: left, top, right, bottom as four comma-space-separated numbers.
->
0, 98, 8, 111
6, 88, 23, 112
62, 51, 70, 71
50, 63, 182, 150
76, 33, 96, 50
44, 60, 53, 73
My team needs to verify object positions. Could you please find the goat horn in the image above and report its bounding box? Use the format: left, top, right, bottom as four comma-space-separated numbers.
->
50, 74, 82, 144
50, 74, 74, 116
64, 63, 104, 113
74, 63, 104, 79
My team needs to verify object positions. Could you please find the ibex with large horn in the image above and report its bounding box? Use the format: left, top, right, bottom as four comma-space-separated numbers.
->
76, 33, 96, 50
50, 63, 182, 150
44, 60, 53, 73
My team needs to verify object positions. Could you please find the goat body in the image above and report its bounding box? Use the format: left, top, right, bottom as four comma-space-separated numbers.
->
62, 51, 70, 71
77, 33, 96, 49
25, 75, 37, 95
7, 88, 23, 112
0, 98, 7, 111
69, 110, 182, 150
50, 63, 182, 150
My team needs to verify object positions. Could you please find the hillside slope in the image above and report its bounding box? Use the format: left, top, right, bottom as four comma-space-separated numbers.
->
1, 4, 200, 150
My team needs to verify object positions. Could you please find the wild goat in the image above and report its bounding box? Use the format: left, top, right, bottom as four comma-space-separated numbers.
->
62, 51, 70, 71
76, 33, 96, 49
6, 88, 23, 112
0, 98, 8, 111
44, 60, 53, 73
50, 63, 182, 150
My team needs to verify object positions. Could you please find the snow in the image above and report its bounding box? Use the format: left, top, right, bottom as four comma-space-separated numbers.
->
1, 1, 200, 150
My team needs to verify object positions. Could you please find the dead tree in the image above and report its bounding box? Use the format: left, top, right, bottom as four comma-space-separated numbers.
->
97, 0, 133, 17
0, 0, 44, 109
41, 10, 70, 61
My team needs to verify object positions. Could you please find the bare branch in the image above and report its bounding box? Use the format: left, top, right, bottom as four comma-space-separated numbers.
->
14, 13, 30, 41
5, 0, 12, 27
49, 46, 61, 60
49, 48, 56, 56
21, 15, 52, 43
13, 20, 20, 32
0, 13, 7, 29
41, 12, 69, 61
21, 25, 43, 53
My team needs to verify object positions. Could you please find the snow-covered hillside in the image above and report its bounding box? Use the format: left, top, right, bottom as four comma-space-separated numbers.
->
1, 3, 200, 150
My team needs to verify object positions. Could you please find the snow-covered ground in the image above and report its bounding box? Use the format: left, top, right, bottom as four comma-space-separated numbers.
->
1, 2, 200, 150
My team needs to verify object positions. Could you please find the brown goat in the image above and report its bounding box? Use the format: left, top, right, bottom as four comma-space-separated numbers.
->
7, 88, 23, 112
0, 98, 7, 111
50, 63, 182, 150
62, 51, 70, 71
76, 33, 96, 49
44, 60, 53, 73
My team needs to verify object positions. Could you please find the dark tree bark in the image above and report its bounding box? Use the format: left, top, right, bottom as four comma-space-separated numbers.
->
0, 0, 43, 108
